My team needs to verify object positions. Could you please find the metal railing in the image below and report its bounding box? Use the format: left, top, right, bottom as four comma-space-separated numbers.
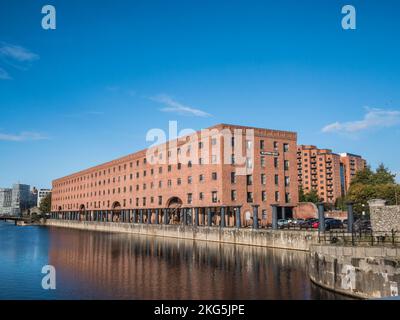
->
318, 229, 400, 247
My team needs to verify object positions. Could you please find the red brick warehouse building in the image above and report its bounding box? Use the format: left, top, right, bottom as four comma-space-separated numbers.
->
51, 124, 299, 227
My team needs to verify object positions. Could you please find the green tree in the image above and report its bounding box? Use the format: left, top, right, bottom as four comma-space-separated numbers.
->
374, 163, 396, 184
299, 187, 320, 204
39, 193, 52, 214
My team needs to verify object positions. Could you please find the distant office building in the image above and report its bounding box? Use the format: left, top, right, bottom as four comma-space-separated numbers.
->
37, 189, 51, 208
10, 184, 31, 216
0, 188, 13, 215
297, 146, 366, 204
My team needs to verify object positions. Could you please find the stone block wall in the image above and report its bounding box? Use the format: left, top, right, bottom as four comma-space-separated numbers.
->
369, 199, 400, 232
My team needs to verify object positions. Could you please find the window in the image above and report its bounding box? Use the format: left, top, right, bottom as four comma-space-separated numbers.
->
261, 156, 266, 168
284, 160, 289, 170
199, 174, 204, 182
187, 193, 193, 204
246, 140, 252, 150
199, 158, 203, 165
159, 167, 162, 174
211, 137, 217, 145
285, 176, 290, 187
231, 172, 236, 184
246, 157, 253, 169
211, 155, 217, 164
199, 192, 204, 200
212, 191, 218, 203
150, 197, 154, 204
212, 172, 217, 180
231, 154, 235, 165
177, 163, 182, 170
168, 165, 172, 172
283, 143, 289, 152
188, 161, 192, 168
285, 192, 291, 203
262, 191, 267, 202
167, 179, 172, 187
261, 174, 266, 185
262, 210, 267, 220
231, 190, 237, 201
159, 181, 162, 188
273, 141, 278, 150
246, 175, 253, 186
260, 140, 265, 150
142, 197, 146, 206
158, 196, 162, 206
247, 192, 253, 203
188, 176, 192, 184
177, 178, 182, 185
274, 158, 278, 168
199, 141, 203, 149
274, 174, 279, 186
275, 191, 280, 202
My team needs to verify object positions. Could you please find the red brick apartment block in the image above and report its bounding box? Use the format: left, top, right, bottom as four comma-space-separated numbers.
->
297, 145, 366, 204
51, 124, 298, 225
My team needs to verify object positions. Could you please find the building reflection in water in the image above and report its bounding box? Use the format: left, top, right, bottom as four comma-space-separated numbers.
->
48, 227, 347, 300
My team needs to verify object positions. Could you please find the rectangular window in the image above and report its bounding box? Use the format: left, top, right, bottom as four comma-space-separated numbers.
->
212, 172, 217, 180
247, 192, 253, 203
247, 175, 253, 186
212, 191, 218, 203
261, 156, 266, 168
261, 174, 266, 185
231, 172, 236, 184
188, 176, 192, 184
285, 192, 291, 203
177, 178, 182, 185
211, 137, 217, 145
158, 196, 163, 205
274, 157, 278, 169
199, 192, 204, 200
199, 174, 204, 182
285, 176, 290, 187
262, 191, 267, 202
283, 143, 289, 152
260, 140, 265, 150
274, 174, 279, 186
187, 193, 193, 204
284, 160, 289, 171
275, 191, 280, 202
231, 190, 237, 201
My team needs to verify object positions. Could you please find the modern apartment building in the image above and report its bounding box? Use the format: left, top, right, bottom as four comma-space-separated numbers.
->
297, 145, 342, 204
339, 153, 367, 195
51, 124, 299, 225
297, 145, 366, 204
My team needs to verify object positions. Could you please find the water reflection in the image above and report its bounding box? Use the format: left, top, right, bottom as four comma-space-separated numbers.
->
47, 227, 347, 300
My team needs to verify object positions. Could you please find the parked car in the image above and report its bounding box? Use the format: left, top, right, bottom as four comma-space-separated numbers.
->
299, 218, 318, 229
353, 219, 371, 232
277, 219, 289, 228
312, 218, 335, 230
325, 219, 344, 231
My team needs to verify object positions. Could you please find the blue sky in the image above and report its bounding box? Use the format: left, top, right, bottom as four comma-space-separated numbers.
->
1, 0, 400, 188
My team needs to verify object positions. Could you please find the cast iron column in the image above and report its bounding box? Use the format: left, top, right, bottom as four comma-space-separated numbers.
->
207, 207, 212, 226
155, 209, 159, 225
220, 206, 226, 228
164, 208, 168, 225
147, 209, 151, 224
252, 205, 259, 229
318, 203, 325, 233
347, 202, 354, 233
271, 204, 278, 230
236, 206, 242, 228
195, 207, 199, 227
139, 209, 143, 223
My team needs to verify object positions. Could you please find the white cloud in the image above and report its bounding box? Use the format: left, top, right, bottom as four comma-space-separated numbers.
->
0, 43, 39, 62
152, 94, 212, 117
322, 108, 400, 133
0, 131, 48, 142
0, 67, 11, 80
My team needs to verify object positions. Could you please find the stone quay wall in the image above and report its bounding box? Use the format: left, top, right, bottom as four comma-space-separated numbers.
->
309, 244, 400, 299
369, 199, 400, 232
45, 219, 319, 251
